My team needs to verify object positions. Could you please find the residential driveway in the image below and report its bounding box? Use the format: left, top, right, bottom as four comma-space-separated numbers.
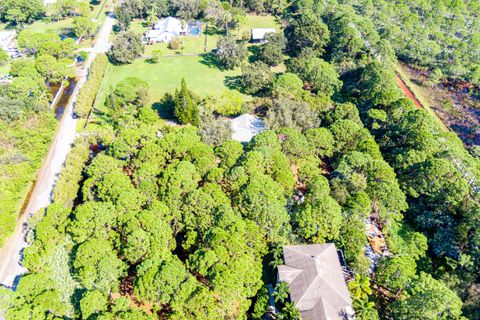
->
0, 11, 115, 289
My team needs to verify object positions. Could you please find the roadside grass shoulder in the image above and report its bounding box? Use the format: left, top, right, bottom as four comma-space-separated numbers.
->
396, 63, 450, 131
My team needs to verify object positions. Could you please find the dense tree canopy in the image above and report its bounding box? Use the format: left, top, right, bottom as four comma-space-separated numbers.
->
108, 31, 145, 65
0, 0, 45, 25
3, 0, 480, 319
214, 35, 247, 70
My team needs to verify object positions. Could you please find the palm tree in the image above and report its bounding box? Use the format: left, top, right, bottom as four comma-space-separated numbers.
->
353, 297, 379, 320
348, 274, 373, 300
269, 245, 284, 268
273, 282, 290, 304
278, 302, 301, 320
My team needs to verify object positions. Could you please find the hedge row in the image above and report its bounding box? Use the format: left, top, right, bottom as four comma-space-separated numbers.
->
52, 138, 90, 208
75, 53, 108, 118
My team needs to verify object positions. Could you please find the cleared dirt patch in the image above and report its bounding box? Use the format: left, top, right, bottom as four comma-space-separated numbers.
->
397, 63, 479, 148
396, 74, 422, 109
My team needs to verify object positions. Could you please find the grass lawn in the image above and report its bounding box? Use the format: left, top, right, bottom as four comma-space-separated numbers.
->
144, 34, 219, 56
100, 55, 245, 107
25, 18, 75, 35
0, 62, 10, 77
239, 15, 281, 35
95, 14, 280, 116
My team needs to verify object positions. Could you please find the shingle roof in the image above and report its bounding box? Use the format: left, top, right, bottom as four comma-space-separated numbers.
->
278, 244, 355, 320
153, 17, 185, 35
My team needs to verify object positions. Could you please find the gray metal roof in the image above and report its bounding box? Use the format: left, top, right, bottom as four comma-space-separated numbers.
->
251, 28, 276, 40
278, 244, 355, 320
153, 17, 185, 35
230, 114, 266, 143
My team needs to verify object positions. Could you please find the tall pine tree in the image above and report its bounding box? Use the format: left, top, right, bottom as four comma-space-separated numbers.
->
174, 79, 199, 126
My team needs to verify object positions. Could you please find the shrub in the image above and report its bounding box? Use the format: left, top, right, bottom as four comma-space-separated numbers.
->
150, 49, 162, 63
215, 90, 244, 116
75, 54, 108, 118
0, 48, 9, 66
169, 38, 181, 50
53, 138, 90, 208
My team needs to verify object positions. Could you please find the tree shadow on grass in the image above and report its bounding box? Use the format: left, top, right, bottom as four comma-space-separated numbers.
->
247, 45, 261, 64
200, 52, 224, 70
411, 79, 424, 86
224, 75, 244, 92
204, 26, 226, 36
152, 98, 175, 119
144, 58, 158, 64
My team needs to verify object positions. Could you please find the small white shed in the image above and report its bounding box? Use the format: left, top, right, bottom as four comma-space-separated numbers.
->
251, 28, 276, 43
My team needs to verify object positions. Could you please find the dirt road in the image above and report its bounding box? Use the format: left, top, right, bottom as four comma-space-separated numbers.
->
396, 73, 422, 109
0, 12, 115, 289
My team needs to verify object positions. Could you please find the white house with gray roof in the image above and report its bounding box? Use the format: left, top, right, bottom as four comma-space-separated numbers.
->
144, 17, 187, 43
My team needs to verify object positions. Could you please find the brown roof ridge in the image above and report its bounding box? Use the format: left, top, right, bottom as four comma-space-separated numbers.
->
284, 243, 335, 259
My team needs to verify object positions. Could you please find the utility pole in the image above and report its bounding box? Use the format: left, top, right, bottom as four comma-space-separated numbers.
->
204, 22, 208, 52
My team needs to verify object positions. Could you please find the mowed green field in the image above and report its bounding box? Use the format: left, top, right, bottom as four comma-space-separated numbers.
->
101, 55, 243, 106
97, 15, 280, 110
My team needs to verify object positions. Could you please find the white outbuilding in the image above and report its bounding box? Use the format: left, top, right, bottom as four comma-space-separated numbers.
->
0, 31, 16, 50
230, 114, 266, 143
251, 28, 276, 43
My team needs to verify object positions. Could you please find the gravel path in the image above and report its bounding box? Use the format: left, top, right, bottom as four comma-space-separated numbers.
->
0, 11, 115, 289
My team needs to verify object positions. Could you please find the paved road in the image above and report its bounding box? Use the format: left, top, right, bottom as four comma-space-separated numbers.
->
0, 12, 115, 289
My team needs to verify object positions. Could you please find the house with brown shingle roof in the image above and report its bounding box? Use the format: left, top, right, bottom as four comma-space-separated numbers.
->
278, 244, 355, 320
